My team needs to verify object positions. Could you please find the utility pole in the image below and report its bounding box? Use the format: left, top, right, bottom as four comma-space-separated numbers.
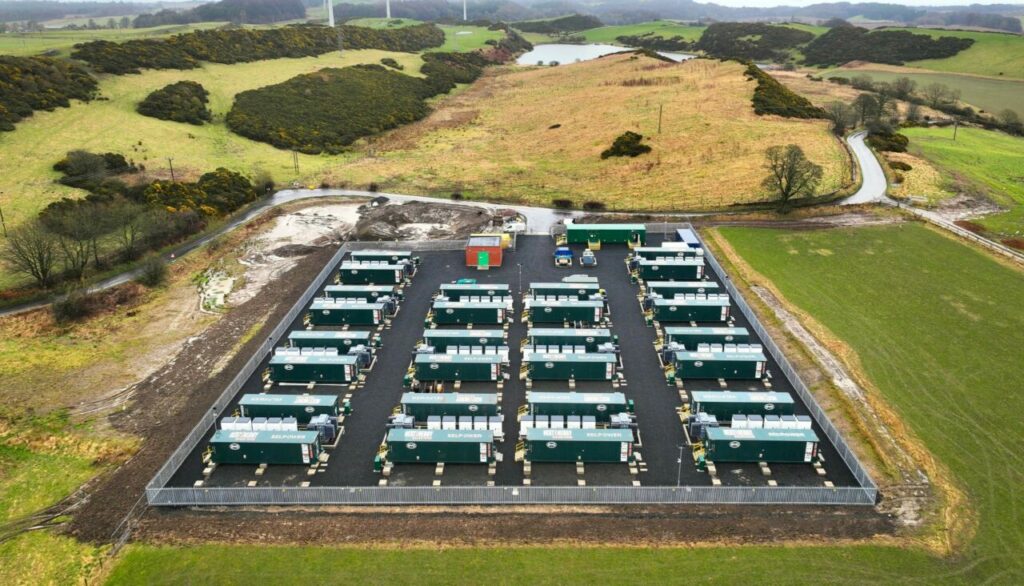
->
676, 444, 684, 486
953, 118, 959, 141
167, 158, 175, 182
657, 104, 663, 134
292, 151, 300, 174
0, 192, 7, 238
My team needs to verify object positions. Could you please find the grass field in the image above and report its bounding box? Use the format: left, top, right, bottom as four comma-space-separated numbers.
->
326, 55, 851, 210
902, 126, 1024, 235
0, 23, 226, 57
884, 28, 1024, 79
103, 224, 1024, 583
575, 21, 705, 45
345, 17, 505, 52
822, 66, 1024, 116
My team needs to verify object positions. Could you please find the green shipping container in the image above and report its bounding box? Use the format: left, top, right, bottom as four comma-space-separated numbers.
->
529, 282, 603, 299
349, 250, 414, 263
528, 300, 604, 324
421, 329, 506, 351
663, 326, 749, 349
414, 354, 502, 382
689, 391, 795, 419
637, 258, 705, 281
438, 283, 511, 300
565, 223, 646, 245
632, 246, 702, 260
307, 300, 384, 326
527, 328, 615, 351
338, 263, 404, 284
238, 394, 339, 420
652, 297, 730, 323
209, 430, 321, 465
386, 428, 493, 464
704, 427, 819, 464
528, 391, 630, 421
322, 285, 400, 302
289, 330, 375, 351
525, 428, 633, 463
645, 281, 720, 297
524, 352, 616, 381
673, 350, 766, 380
269, 354, 358, 383
400, 392, 499, 418
432, 301, 507, 325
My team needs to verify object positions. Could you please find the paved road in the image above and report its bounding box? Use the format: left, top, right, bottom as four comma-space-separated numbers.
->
841, 131, 888, 205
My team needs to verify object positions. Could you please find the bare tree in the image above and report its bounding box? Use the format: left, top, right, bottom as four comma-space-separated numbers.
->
890, 77, 917, 100
853, 93, 879, 126
825, 101, 856, 135
1, 220, 59, 287
922, 83, 953, 108
762, 145, 823, 211
906, 102, 922, 124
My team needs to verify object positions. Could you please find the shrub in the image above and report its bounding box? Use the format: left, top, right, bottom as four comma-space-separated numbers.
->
867, 132, 909, 153
893, 172, 905, 184
695, 23, 813, 61
551, 198, 573, 209
380, 57, 403, 70
52, 288, 92, 323
450, 192, 463, 201
601, 131, 651, 159
582, 200, 607, 211
0, 56, 98, 131
136, 256, 168, 287
802, 26, 974, 67
137, 80, 212, 125
1001, 238, 1024, 251
744, 64, 826, 119
889, 160, 913, 171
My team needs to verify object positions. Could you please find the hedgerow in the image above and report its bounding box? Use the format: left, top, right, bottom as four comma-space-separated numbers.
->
744, 63, 827, 119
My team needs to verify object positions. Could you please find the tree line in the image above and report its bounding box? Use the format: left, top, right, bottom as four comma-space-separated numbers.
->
133, 0, 307, 28
802, 24, 974, 67
695, 22, 814, 62
0, 56, 98, 131
744, 63, 827, 120
70, 23, 446, 74
2, 150, 264, 289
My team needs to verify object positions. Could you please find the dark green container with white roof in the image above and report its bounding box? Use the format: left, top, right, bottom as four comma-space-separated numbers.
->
238, 394, 340, 421
528, 299, 604, 324
421, 329, 506, 351
528, 391, 631, 421
209, 430, 321, 465
322, 285, 400, 302
525, 428, 633, 463
431, 301, 507, 325
338, 262, 405, 284
386, 429, 494, 464
400, 392, 499, 418
307, 300, 384, 326
413, 354, 502, 382
689, 390, 795, 419
289, 330, 376, 350
662, 326, 749, 349
703, 427, 818, 463
438, 283, 511, 300
651, 297, 730, 322
637, 258, 704, 281
529, 282, 603, 299
527, 328, 615, 351
269, 354, 358, 383
524, 352, 616, 381
672, 350, 766, 380
645, 281, 720, 297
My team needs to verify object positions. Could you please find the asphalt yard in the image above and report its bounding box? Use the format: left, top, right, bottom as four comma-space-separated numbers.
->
168, 235, 858, 490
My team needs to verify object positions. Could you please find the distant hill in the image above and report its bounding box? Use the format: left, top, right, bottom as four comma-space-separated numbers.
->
133, 0, 306, 27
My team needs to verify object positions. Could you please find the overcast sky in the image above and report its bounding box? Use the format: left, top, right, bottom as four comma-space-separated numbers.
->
706, 0, 1024, 6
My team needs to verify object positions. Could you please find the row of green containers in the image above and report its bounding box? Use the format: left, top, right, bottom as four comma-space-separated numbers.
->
670, 349, 767, 381
410, 353, 504, 383
438, 283, 511, 300
526, 299, 604, 324
421, 329, 506, 351
528, 281, 603, 300
661, 326, 749, 349
430, 301, 508, 325
526, 328, 616, 352
268, 354, 359, 384
209, 430, 322, 465
523, 352, 617, 381
649, 296, 731, 323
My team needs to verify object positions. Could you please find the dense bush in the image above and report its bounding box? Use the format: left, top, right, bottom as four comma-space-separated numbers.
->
802, 25, 974, 66
136, 257, 168, 287
137, 81, 212, 125
600, 131, 651, 159
744, 64, 826, 119
514, 14, 602, 34
551, 198, 573, 209
380, 57, 404, 70
0, 56, 98, 131
52, 288, 92, 323
146, 168, 258, 215
134, 0, 307, 27
695, 23, 813, 61
867, 132, 909, 152
72, 23, 445, 74
615, 34, 692, 52
420, 51, 490, 93
889, 160, 913, 171
51, 150, 138, 195
227, 66, 435, 154
582, 200, 607, 211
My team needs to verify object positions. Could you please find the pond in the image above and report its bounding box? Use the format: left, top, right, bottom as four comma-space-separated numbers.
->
516, 43, 695, 66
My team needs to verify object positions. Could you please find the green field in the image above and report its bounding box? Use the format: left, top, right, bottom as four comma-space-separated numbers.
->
0, 23, 226, 57
823, 68, 1024, 116
103, 224, 1024, 583
576, 21, 705, 45
346, 17, 505, 51
902, 126, 1024, 235
885, 28, 1024, 79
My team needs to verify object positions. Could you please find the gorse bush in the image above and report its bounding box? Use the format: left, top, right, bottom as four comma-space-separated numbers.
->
71, 23, 445, 74
600, 131, 651, 159
136, 257, 168, 288
745, 64, 827, 119
867, 132, 909, 153
696, 23, 813, 61
0, 56, 98, 131
802, 25, 974, 66
616, 34, 692, 52
889, 160, 913, 171
380, 57, 404, 70
514, 14, 602, 34
137, 80, 212, 125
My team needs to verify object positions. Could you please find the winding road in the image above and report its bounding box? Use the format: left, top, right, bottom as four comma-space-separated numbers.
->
0, 131, 898, 318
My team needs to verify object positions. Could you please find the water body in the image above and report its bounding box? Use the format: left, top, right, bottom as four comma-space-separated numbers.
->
517, 43, 695, 66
